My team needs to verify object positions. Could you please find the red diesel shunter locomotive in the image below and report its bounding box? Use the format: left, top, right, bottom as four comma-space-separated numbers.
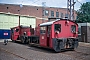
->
11, 19, 78, 52
11, 25, 34, 43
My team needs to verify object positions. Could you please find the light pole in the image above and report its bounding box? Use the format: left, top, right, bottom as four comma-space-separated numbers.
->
67, 0, 76, 21
6, 7, 9, 13
42, 2, 46, 23
18, 4, 23, 26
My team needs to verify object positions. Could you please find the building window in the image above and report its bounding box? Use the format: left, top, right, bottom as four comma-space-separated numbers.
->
37, 9, 38, 10
65, 13, 68, 18
60, 13, 63, 18
45, 10, 49, 16
56, 12, 59, 17
51, 11, 54, 17
68, 14, 70, 19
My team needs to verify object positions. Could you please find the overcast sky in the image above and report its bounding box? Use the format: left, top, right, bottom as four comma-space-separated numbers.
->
0, 0, 90, 10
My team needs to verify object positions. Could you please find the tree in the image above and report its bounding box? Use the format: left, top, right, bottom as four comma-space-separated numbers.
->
76, 2, 90, 23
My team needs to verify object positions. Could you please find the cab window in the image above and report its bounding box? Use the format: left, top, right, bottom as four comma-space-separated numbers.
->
48, 26, 51, 34
40, 26, 46, 34
54, 24, 61, 32
71, 25, 76, 33
11, 29, 14, 33
16, 29, 19, 32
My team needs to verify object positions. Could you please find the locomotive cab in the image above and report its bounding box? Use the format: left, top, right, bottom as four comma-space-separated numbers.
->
11, 25, 34, 43
39, 19, 78, 52
11, 26, 20, 41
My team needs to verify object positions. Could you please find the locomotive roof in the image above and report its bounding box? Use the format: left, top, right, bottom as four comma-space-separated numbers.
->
20, 25, 30, 28
11, 25, 30, 29
40, 20, 56, 26
40, 19, 77, 26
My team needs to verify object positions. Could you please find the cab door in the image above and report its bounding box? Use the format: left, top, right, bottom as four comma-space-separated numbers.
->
12, 27, 19, 40
40, 26, 47, 47
11, 28, 14, 40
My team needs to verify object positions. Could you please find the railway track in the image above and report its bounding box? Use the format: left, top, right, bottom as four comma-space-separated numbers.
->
1, 46, 89, 60
74, 50, 90, 56
0, 48, 28, 60
0, 41, 90, 60
62, 50, 90, 60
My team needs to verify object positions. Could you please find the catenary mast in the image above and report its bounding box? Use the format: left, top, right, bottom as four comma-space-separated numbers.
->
67, 0, 76, 21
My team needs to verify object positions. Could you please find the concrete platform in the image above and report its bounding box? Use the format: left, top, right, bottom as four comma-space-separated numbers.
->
0, 39, 12, 42
79, 42, 90, 47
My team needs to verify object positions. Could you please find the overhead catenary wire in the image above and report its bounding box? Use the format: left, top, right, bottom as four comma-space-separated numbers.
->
29, 0, 43, 6
76, 0, 82, 5
32, 0, 41, 4
21, 0, 41, 6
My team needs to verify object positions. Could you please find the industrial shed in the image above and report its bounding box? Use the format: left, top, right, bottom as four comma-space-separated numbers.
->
0, 13, 36, 39
78, 23, 90, 43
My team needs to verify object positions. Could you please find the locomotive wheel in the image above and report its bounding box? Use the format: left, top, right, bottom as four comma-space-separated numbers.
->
12, 40, 16, 43
68, 40, 75, 51
53, 38, 62, 52
21, 39, 25, 44
71, 48, 74, 50
70, 43, 75, 50
28, 38, 32, 46
21, 36, 25, 44
28, 38, 30, 44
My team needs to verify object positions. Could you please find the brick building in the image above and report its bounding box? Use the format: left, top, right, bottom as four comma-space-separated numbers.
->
0, 3, 77, 27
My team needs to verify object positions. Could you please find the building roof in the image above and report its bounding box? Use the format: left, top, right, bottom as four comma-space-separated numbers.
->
0, 3, 67, 10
